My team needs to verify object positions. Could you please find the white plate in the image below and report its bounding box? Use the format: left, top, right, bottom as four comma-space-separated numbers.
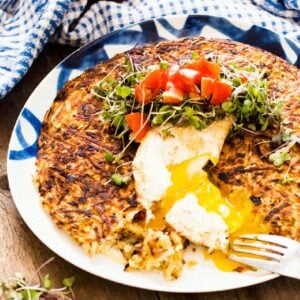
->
8, 15, 299, 292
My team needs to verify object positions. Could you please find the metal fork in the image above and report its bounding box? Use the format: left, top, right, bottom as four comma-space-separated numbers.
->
229, 234, 300, 280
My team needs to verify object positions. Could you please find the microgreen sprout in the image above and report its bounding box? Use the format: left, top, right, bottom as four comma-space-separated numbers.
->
160, 60, 169, 70
93, 54, 286, 166
104, 150, 115, 162
115, 85, 131, 100
111, 173, 131, 186
268, 139, 297, 167
222, 70, 282, 131
0, 258, 75, 300
191, 52, 200, 60
269, 145, 292, 167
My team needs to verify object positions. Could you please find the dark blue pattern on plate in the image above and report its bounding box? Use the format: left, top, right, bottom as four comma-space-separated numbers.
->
9, 108, 41, 160
57, 15, 299, 90
56, 20, 163, 90
9, 15, 299, 160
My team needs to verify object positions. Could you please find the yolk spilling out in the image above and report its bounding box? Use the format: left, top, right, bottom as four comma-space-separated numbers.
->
149, 155, 270, 272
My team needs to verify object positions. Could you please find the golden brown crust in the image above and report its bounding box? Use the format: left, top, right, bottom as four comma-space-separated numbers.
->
36, 88, 141, 252
35, 36, 300, 259
210, 133, 300, 240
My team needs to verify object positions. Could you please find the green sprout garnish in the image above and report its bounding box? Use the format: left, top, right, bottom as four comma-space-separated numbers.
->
280, 176, 294, 185
0, 258, 75, 300
92, 54, 288, 167
43, 274, 52, 290
63, 277, 76, 288
111, 173, 131, 186
269, 147, 291, 167
191, 52, 200, 60
160, 60, 169, 70
115, 85, 132, 100
104, 150, 115, 162
222, 77, 282, 131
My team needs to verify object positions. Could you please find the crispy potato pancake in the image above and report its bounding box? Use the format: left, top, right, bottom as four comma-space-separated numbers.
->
35, 37, 300, 278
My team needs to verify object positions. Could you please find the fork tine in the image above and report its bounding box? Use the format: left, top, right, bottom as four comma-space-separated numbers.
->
233, 240, 285, 254
229, 254, 278, 271
232, 245, 283, 261
230, 235, 300, 279
238, 234, 297, 248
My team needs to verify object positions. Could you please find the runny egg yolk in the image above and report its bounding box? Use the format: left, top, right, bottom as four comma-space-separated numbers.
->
149, 155, 270, 271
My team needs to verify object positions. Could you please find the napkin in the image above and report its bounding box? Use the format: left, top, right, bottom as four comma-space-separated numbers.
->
0, 0, 299, 100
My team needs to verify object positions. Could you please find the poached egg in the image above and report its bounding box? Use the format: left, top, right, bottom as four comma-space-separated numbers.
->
165, 193, 228, 252
132, 117, 269, 270
132, 117, 232, 216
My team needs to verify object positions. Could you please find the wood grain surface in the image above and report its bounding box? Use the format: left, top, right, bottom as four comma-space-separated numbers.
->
0, 43, 299, 300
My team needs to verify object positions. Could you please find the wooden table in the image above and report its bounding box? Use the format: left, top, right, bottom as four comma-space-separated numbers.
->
0, 43, 299, 300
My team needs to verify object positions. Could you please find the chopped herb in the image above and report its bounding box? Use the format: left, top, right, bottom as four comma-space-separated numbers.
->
191, 52, 200, 60
104, 150, 115, 162
22, 289, 42, 300
232, 77, 242, 87
247, 124, 256, 131
280, 176, 294, 185
245, 65, 256, 73
43, 274, 52, 289
189, 115, 205, 129
111, 173, 131, 186
281, 130, 300, 144
272, 128, 297, 145
160, 60, 169, 70
161, 127, 175, 138
63, 276, 76, 288
282, 131, 293, 142
116, 85, 131, 100
151, 115, 163, 125
112, 114, 124, 128
184, 106, 194, 117
124, 56, 134, 73
269, 146, 291, 167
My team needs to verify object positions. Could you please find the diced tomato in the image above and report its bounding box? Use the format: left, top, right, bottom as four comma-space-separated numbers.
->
182, 59, 203, 83
162, 65, 197, 94
162, 65, 179, 90
161, 84, 184, 104
142, 69, 162, 90
135, 69, 162, 103
179, 68, 202, 88
162, 59, 220, 98
169, 70, 198, 94
125, 112, 149, 141
183, 59, 203, 72
183, 57, 220, 82
175, 74, 197, 93
210, 81, 232, 105
201, 77, 214, 98
179, 68, 199, 81
201, 59, 220, 80
161, 69, 170, 90
134, 84, 152, 103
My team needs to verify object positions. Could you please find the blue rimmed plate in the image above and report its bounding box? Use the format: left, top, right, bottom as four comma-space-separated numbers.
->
7, 15, 299, 292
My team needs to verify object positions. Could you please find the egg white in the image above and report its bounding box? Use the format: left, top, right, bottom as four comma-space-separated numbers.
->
132, 117, 233, 216
166, 193, 228, 252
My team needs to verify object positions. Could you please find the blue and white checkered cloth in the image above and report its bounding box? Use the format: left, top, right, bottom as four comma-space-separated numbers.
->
0, 0, 299, 100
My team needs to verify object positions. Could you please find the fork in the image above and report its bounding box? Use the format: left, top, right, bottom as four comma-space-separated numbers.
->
229, 234, 300, 280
